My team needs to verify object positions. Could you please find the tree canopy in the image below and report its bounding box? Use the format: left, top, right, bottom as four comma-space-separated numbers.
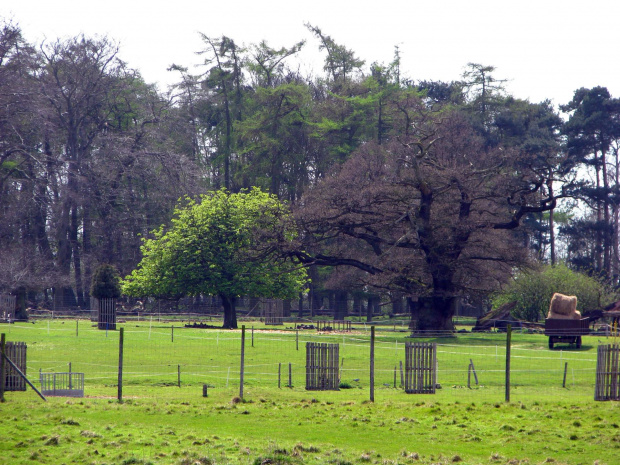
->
121, 188, 307, 328
4, 18, 620, 332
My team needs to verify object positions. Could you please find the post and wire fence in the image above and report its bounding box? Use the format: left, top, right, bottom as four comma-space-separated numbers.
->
0, 320, 615, 404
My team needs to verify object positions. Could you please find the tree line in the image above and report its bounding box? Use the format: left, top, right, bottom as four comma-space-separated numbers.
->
2, 19, 619, 329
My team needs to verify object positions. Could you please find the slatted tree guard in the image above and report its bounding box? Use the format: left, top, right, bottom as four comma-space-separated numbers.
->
263, 299, 284, 325
0, 295, 16, 321
595, 344, 620, 401
404, 342, 437, 394
4, 342, 27, 391
306, 342, 340, 390
95, 298, 117, 330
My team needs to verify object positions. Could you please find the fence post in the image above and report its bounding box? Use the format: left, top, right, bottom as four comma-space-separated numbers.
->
505, 324, 511, 403
252, 326, 254, 348
171, 325, 174, 342
278, 362, 281, 388
370, 326, 375, 402
470, 359, 478, 385
400, 360, 404, 387
76, 320, 79, 337
296, 330, 299, 351
178, 365, 181, 388
0, 333, 5, 403
288, 362, 292, 388
562, 362, 568, 388
394, 365, 397, 388
239, 325, 245, 400
118, 327, 124, 403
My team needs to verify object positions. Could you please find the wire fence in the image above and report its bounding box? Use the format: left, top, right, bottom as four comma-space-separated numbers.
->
1, 319, 613, 404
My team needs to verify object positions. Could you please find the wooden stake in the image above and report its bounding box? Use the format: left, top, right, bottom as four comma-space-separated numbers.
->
370, 326, 375, 402
563, 362, 568, 388
394, 365, 397, 388
288, 362, 292, 388
118, 327, 124, 403
470, 359, 478, 385
505, 325, 511, 403
0, 333, 5, 403
239, 326, 245, 400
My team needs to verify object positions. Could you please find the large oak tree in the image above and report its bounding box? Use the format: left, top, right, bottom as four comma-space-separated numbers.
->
296, 109, 558, 332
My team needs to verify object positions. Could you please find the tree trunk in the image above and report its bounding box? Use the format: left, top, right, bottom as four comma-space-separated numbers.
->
547, 176, 556, 266
367, 295, 378, 322
413, 295, 456, 335
283, 299, 291, 317
334, 290, 348, 320
221, 294, 237, 329
352, 294, 362, 319
14, 286, 28, 320
392, 294, 403, 315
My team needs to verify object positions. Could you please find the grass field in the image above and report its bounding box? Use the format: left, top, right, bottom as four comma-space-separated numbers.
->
1, 319, 619, 464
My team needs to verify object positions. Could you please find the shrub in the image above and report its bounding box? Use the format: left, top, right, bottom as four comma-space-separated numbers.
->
492, 264, 616, 321
90, 264, 122, 299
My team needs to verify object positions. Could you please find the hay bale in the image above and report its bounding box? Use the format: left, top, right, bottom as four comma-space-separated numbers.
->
547, 293, 581, 319
547, 309, 582, 320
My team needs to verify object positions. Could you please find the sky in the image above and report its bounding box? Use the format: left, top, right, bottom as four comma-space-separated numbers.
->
3, 0, 619, 110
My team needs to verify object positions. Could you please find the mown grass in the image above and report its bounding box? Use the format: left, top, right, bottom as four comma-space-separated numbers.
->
1, 319, 619, 464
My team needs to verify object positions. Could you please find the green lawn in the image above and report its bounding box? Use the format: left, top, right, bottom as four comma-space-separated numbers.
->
1, 319, 619, 464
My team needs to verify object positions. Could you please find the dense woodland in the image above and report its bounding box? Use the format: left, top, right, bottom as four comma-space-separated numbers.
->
2, 19, 620, 329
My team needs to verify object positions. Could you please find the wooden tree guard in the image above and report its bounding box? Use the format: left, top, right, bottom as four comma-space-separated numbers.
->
405, 342, 437, 394
0, 295, 16, 320
95, 298, 116, 330
263, 299, 284, 325
595, 344, 620, 401
306, 342, 340, 390
5, 341, 27, 391
316, 320, 352, 332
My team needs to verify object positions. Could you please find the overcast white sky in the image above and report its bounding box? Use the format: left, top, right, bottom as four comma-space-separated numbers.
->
3, 0, 619, 109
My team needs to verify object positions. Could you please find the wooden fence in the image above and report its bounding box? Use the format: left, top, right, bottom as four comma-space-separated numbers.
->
4, 341, 27, 391
316, 320, 352, 332
306, 342, 340, 390
0, 295, 16, 320
595, 344, 620, 401
405, 342, 437, 394
95, 298, 117, 330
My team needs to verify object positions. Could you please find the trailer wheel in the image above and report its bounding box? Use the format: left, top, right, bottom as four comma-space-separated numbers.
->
548, 337, 554, 349
576, 336, 582, 349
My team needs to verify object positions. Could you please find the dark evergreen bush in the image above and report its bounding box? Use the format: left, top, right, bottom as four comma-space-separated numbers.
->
91, 264, 121, 299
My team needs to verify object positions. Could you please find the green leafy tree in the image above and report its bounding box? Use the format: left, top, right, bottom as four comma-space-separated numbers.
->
122, 188, 307, 328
